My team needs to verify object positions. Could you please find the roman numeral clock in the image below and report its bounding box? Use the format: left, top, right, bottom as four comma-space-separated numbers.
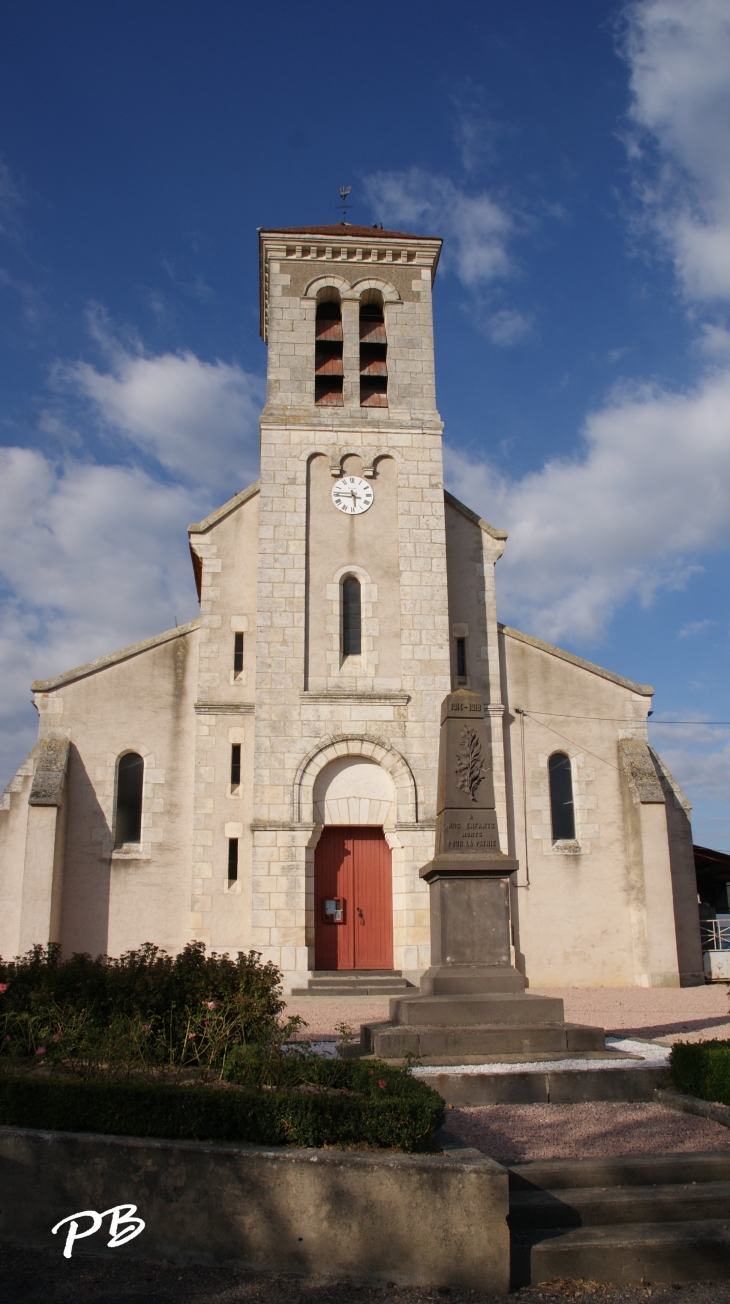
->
331, 476, 374, 515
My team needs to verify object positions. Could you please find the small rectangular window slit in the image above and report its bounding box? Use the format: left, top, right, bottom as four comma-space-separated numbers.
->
230, 743, 241, 787
233, 632, 244, 675
456, 637, 467, 683
228, 838, 239, 882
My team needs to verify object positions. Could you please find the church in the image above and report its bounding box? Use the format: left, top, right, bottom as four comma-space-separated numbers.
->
0, 223, 703, 992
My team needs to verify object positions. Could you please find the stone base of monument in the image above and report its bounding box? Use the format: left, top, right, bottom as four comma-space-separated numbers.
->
361, 1009, 605, 1060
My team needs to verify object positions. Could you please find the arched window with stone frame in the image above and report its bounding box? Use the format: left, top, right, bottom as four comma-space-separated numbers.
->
114, 752, 144, 847
548, 752, 576, 843
341, 575, 362, 658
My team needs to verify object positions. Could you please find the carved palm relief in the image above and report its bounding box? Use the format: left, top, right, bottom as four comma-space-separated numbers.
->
454, 726, 487, 802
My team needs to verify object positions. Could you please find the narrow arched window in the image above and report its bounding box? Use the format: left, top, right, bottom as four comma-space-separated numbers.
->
315, 293, 343, 406
549, 753, 575, 842
342, 577, 361, 657
115, 752, 144, 846
360, 294, 387, 407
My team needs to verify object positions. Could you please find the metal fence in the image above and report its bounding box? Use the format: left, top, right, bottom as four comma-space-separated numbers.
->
701, 917, 730, 952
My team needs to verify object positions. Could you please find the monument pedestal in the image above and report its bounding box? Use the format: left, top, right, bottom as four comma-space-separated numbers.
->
362, 690, 605, 1061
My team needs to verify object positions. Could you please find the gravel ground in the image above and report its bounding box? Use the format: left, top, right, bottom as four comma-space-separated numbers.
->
2, 1245, 730, 1304
283, 999, 390, 1039
535, 987, 730, 1046
283, 987, 730, 1046
444, 1102, 730, 1163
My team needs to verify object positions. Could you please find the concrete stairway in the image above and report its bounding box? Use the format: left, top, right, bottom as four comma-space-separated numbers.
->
509, 1151, 730, 1286
290, 971, 416, 997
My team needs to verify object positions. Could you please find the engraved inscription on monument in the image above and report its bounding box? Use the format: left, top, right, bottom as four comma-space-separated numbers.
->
441, 809, 500, 853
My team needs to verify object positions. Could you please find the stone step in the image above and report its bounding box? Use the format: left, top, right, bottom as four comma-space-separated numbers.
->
512, 1219, 730, 1287
293, 979, 411, 987
509, 1179, 730, 1229
290, 971, 415, 997
421, 1064, 667, 1105
508, 1150, 730, 1191
363, 1021, 588, 1059
292, 980, 417, 991
310, 970, 404, 979
388, 992, 565, 1028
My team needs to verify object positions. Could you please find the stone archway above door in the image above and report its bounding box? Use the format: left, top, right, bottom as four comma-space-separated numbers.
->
313, 756, 395, 827
294, 735, 418, 825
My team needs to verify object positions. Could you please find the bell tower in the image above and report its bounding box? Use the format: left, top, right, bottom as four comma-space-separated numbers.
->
253, 223, 450, 989
258, 222, 442, 418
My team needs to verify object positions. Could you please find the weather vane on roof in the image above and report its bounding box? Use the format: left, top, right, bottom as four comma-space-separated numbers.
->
336, 186, 352, 218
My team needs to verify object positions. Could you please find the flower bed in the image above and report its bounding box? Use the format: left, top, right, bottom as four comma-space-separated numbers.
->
0, 945, 444, 1150
0, 942, 297, 1078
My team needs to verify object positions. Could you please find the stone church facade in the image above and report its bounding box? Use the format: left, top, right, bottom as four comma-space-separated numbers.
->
0, 223, 703, 990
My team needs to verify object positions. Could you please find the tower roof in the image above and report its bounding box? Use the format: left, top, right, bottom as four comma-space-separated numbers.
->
259, 222, 437, 240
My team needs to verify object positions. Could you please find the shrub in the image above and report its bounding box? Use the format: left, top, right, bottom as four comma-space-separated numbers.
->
223, 1044, 429, 1096
0, 942, 296, 1075
0, 1068, 444, 1152
671, 1040, 730, 1105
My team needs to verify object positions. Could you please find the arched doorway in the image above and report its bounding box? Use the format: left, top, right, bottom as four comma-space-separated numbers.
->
314, 827, 393, 970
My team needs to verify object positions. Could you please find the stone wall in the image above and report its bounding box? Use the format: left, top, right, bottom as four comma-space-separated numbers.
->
0, 1126, 510, 1290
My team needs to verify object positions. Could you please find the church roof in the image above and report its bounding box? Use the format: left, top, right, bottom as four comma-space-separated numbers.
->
259, 223, 439, 241
444, 490, 508, 541
31, 619, 200, 693
500, 624, 654, 697
188, 481, 260, 536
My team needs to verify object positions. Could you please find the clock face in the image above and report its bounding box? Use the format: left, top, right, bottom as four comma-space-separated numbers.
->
331, 476, 374, 515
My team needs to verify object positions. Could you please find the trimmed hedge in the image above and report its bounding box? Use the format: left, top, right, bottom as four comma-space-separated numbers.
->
671, 1040, 730, 1106
0, 1069, 445, 1152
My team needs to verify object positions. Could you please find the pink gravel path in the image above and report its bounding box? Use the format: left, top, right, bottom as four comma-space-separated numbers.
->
535, 985, 730, 1045
284, 986, 730, 1044
445, 1102, 730, 1163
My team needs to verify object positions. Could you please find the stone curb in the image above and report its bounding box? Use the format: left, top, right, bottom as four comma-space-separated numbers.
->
426, 1065, 668, 1106
654, 1086, 730, 1129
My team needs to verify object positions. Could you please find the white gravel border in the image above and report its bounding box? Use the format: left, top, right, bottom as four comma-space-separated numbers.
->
411, 1037, 670, 1076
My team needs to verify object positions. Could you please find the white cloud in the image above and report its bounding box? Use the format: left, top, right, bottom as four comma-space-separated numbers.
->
678, 618, 717, 638
0, 323, 266, 787
0, 446, 208, 783
445, 363, 730, 643
650, 717, 730, 746
697, 323, 730, 358
55, 313, 263, 493
656, 739, 730, 804
363, 168, 514, 288
622, 0, 730, 302
484, 308, 534, 347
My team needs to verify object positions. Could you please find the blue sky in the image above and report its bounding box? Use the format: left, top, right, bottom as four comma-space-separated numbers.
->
0, 0, 729, 846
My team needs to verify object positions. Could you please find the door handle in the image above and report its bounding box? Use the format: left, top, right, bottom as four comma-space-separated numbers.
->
357, 907, 364, 925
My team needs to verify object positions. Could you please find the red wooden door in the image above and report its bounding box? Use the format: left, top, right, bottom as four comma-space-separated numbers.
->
314, 827, 393, 970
